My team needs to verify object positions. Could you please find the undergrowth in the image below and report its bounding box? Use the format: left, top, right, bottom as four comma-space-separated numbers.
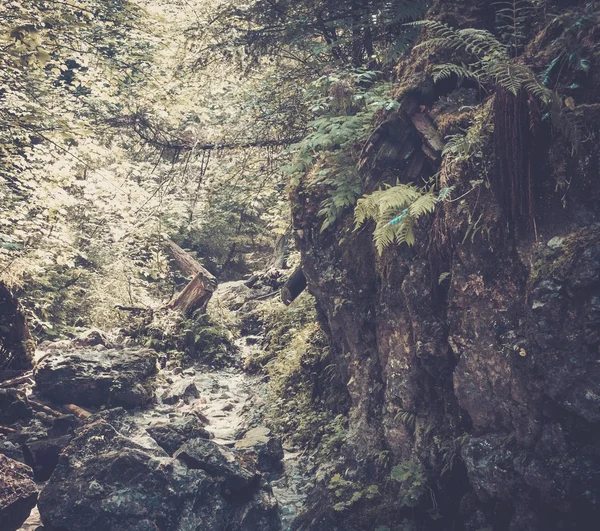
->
140, 309, 236, 368
244, 292, 348, 455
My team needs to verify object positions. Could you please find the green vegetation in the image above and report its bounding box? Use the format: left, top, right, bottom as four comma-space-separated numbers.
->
244, 293, 348, 453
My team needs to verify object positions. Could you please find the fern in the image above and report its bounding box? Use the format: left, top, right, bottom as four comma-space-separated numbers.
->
354, 184, 437, 254
413, 19, 581, 152
493, 0, 535, 55
433, 63, 479, 83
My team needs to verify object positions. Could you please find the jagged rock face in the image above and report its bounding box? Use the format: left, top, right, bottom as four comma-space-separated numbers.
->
293, 169, 600, 528
35, 347, 157, 408
38, 419, 281, 531
0, 454, 38, 531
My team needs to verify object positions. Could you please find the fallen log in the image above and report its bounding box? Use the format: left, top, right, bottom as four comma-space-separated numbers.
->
165, 239, 217, 316
63, 404, 92, 419
0, 425, 17, 433
0, 372, 33, 388
281, 267, 307, 306
29, 400, 62, 417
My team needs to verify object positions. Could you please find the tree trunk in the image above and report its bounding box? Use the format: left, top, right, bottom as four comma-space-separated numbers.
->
281, 267, 307, 305
165, 239, 217, 316
0, 283, 34, 370
268, 225, 292, 270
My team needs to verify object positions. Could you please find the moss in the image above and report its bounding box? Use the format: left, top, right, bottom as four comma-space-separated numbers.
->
529, 226, 600, 285
243, 292, 349, 454
142, 310, 237, 368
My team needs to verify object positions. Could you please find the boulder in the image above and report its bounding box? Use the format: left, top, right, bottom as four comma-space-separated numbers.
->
35, 348, 157, 409
147, 416, 212, 455
0, 388, 32, 424
174, 437, 260, 498
73, 328, 111, 348
38, 420, 280, 531
235, 427, 284, 472
160, 378, 199, 405
38, 420, 223, 531
0, 454, 38, 531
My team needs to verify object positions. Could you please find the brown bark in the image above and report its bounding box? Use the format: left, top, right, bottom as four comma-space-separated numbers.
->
63, 404, 92, 419
0, 373, 33, 388
409, 112, 444, 160
29, 400, 62, 417
0, 283, 35, 370
165, 239, 217, 316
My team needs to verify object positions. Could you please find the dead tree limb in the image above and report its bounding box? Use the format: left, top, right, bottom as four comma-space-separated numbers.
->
0, 373, 33, 388
29, 400, 62, 417
165, 239, 217, 316
63, 404, 92, 419
409, 112, 444, 161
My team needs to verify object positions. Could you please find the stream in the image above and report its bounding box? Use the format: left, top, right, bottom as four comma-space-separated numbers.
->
16, 287, 313, 531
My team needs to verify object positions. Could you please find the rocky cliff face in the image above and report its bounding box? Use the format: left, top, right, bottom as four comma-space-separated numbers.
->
290, 1, 600, 529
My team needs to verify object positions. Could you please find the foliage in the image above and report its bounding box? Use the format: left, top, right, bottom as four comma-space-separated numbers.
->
414, 19, 581, 151
493, 0, 537, 55
211, 0, 430, 67
142, 309, 236, 368
539, 3, 598, 88
327, 473, 380, 512
243, 292, 348, 454
390, 461, 427, 508
354, 184, 438, 253
0, 0, 292, 335
282, 70, 402, 231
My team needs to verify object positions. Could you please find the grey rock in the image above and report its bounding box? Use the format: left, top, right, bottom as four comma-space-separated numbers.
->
0, 454, 38, 531
235, 427, 284, 472
0, 388, 31, 424
160, 379, 199, 405
38, 420, 280, 531
147, 416, 212, 455
174, 437, 260, 497
35, 348, 157, 409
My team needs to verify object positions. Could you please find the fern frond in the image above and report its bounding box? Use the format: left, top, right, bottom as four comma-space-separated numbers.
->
355, 185, 437, 253
408, 193, 438, 218
433, 63, 479, 83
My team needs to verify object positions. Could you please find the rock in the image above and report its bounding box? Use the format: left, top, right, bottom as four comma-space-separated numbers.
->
35, 348, 157, 409
245, 335, 262, 346
22, 435, 72, 481
38, 420, 224, 531
147, 416, 212, 455
0, 388, 32, 424
160, 378, 199, 405
0, 440, 24, 462
235, 427, 284, 472
37, 420, 280, 531
174, 437, 260, 497
92, 407, 166, 453
73, 328, 110, 348
0, 454, 38, 531
229, 489, 281, 531
547, 236, 565, 250
48, 414, 81, 437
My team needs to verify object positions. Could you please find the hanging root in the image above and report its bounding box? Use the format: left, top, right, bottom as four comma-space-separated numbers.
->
493, 88, 536, 236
